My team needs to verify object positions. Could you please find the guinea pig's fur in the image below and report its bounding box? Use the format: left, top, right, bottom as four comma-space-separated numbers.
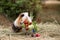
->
12, 13, 24, 32
12, 12, 32, 32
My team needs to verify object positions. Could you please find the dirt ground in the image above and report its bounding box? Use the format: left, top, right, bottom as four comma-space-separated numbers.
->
0, 14, 60, 40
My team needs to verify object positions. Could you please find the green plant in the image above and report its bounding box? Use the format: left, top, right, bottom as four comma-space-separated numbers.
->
32, 21, 38, 32
0, 0, 42, 20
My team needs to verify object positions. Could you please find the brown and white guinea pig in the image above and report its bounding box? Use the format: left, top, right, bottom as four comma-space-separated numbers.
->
12, 12, 32, 32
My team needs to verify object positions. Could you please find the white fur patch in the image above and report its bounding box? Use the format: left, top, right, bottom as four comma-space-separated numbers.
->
22, 12, 32, 23
13, 12, 32, 27
14, 17, 21, 27
22, 12, 28, 16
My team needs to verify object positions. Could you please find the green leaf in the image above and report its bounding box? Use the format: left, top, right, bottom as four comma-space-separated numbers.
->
32, 21, 38, 32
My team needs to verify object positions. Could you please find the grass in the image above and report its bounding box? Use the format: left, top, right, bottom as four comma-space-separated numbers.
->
0, 22, 60, 40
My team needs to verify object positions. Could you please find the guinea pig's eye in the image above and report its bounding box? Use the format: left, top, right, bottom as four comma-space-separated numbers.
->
21, 14, 24, 17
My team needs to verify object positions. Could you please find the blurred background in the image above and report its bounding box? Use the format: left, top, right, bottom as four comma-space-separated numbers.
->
0, 0, 60, 24
0, 0, 60, 40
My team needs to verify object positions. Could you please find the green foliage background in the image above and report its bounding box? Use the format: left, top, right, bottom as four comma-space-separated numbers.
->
0, 0, 42, 20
